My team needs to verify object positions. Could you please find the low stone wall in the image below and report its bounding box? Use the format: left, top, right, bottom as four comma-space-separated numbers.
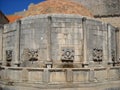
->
0, 66, 120, 85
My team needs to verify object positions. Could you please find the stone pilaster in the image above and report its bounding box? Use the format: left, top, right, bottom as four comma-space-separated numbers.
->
0, 25, 3, 65
66, 69, 72, 82
2, 35, 6, 66
82, 17, 88, 67
46, 16, 52, 68
107, 24, 112, 65
22, 68, 28, 82
102, 23, 108, 67
115, 28, 119, 62
43, 68, 49, 83
89, 68, 95, 82
14, 20, 21, 67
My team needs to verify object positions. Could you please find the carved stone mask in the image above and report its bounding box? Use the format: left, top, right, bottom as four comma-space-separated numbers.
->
93, 48, 103, 62
61, 47, 74, 63
6, 50, 12, 61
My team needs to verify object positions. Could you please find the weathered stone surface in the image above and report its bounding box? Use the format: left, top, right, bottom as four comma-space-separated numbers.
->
75, 0, 120, 16
0, 14, 120, 90
0, 67, 120, 90
1, 14, 119, 68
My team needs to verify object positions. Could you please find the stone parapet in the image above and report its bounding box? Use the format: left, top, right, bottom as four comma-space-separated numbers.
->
0, 66, 120, 85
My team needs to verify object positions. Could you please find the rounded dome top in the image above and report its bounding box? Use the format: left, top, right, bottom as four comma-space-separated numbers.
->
24, 0, 93, 17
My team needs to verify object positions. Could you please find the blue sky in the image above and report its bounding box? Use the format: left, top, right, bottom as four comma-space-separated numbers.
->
0, 0, 45, 15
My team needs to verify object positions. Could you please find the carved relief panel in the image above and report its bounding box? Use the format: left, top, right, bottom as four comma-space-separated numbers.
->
92, 48, 103, 63
22, 49, 38, 63
28, 49, 38, 62
111, 50, 115, 62
61, 47, 74, 63
6, 50, 12, 66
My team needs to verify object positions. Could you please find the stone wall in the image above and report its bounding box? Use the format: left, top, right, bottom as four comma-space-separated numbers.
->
1, 14, 119, 68
75, 0, 120, 28
0, 26, 3, 64
96, 17, 120, 28
0, 66, 120, 90
74, 0, 120, 16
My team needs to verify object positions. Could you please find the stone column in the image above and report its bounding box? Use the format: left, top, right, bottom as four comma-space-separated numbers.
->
102, 23, 108, 67
82, 17, 88, 67
0, 25, 3, 65
45, 16, 52, 68
14, 20, 21, 67
118, 27, 120, 61
115, 28, 119, 62
107, 24, 112, 64
2, 35, 6, 66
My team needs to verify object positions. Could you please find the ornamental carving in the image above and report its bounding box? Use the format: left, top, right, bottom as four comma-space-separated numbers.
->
6, 50, 12, 61
23, 49, 38, 63
6, 50, 12, 66
111, 49, 115, 62
93, 48, 103, 63
61, 47, 74, 63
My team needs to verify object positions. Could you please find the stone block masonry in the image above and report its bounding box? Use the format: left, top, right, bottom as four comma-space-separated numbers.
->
0, 14, 120, 90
